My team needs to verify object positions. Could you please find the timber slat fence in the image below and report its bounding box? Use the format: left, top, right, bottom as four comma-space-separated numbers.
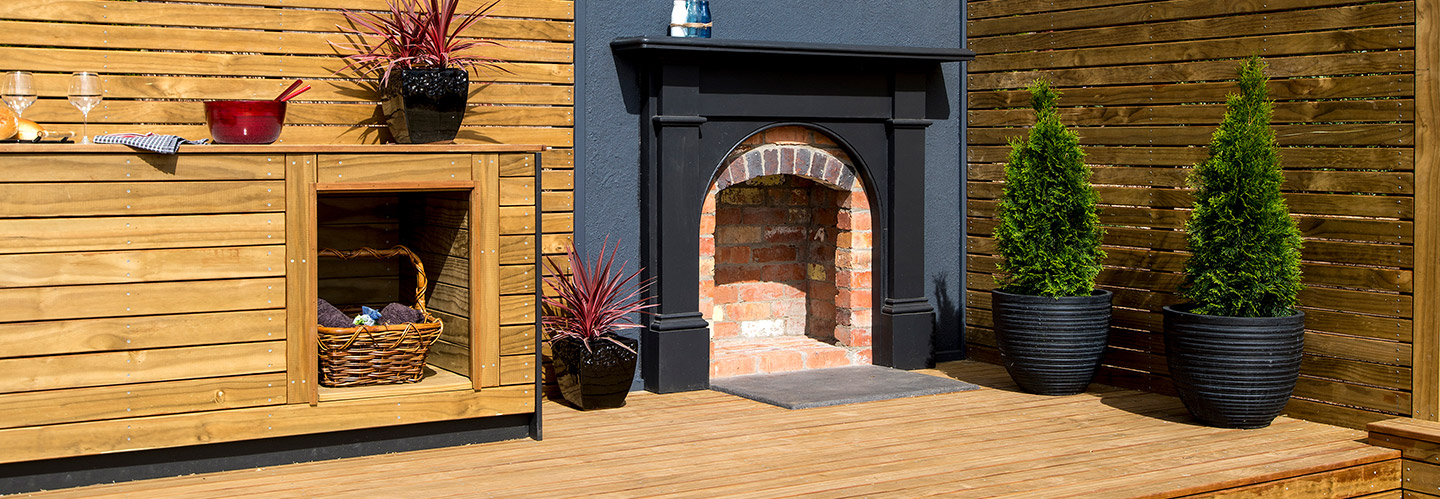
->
966, 0, 1424, 429
0, 0, 574, 147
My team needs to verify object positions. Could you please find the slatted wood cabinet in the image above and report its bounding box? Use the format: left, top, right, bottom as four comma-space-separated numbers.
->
0, 144, 544, 465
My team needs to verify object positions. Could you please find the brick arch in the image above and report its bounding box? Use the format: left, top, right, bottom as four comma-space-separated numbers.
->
699, 128, 874, 378
711, 144, 860, 193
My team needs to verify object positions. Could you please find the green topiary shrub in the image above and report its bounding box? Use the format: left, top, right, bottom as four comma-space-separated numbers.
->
993, 80, 1105, 298
1182, 56, 1303, 317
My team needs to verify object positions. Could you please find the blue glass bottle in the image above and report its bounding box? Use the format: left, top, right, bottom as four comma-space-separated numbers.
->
696, 0, 712, 38
685, 0, 699, 37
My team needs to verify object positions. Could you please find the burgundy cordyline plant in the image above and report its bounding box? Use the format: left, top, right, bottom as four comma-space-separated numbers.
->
542, 240, 657, 353
332, 0, 506, 86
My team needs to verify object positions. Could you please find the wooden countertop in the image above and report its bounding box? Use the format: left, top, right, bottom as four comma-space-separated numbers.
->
0, 143, 547, 154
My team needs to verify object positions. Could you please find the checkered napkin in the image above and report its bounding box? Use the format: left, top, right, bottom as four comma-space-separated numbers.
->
93, 133, 210, 155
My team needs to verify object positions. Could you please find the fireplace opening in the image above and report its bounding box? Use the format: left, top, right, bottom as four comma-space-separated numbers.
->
700, 126, 873, 378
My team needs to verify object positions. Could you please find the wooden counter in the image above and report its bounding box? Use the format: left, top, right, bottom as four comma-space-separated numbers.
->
0, 145, 547, 465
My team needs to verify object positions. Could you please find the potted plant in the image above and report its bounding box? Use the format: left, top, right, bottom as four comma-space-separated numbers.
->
542, 240, 657, 410
333, 0, 504, 143
1165, 56, 1305, 429
991, 80, 1110, 396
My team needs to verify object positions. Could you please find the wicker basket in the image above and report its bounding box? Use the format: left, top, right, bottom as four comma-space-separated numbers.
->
317, 246, 444, 387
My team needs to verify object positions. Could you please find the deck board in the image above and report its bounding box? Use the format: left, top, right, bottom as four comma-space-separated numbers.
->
20, 361, 1399, 498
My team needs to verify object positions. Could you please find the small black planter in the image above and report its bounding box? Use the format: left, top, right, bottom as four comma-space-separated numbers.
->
991, 289, 1111, 395
381, 68, 468, 144
551, 334, 638, 410
1163, 304, 1305, 429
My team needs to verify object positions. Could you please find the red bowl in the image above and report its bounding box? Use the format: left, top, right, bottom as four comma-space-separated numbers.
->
204, 100, 285, 144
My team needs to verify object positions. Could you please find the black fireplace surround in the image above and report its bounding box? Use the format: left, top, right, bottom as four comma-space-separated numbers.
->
612, 37, 974, 393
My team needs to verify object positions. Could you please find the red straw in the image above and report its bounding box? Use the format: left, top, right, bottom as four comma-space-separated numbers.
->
274, 79, 304, 101
278, 85, 311, 102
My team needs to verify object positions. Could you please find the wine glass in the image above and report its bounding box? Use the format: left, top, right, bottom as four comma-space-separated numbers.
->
2, 72, 35, 118
69, 72, 102, 144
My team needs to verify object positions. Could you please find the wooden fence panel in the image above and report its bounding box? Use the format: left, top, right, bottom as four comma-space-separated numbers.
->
0, 0, 573, 147
967, 0, 1417, 428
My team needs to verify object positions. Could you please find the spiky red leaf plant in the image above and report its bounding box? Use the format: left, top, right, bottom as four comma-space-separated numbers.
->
542, 240, 658, 353
332, 0, 508, 86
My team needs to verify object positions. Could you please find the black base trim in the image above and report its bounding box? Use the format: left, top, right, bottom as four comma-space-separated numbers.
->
876, 310, 936, 370
642, 326, 711, 393
0, 414, 534, 495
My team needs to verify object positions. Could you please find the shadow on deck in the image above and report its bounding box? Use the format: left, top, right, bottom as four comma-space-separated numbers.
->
23, 361, 1401, 498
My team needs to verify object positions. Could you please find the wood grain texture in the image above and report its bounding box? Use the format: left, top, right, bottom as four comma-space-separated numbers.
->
0, 49, 569, 82
191, 0, 573, 20
1412, 0, 1440, 421
500, 354, 535, 386
0, 310, 283, 359
969, 199, 1411, 243
0, 153, 283, 181
286, 154, 318, 404
970, 124, 1413, 147
317, 154, 473, 183
969, 181, 1414, 219
970, 50, 1413, 90
969, 99, 1413, 127
475, 154, 504, 388
0, 76, 569, 105
972, 26, 1415, 73
0, 213, 284, 255
0, 246, 284, 288
0, 384, 532, 465
316, 365, 472, 403
14, 362, 1399, 498
970, 0, 1391, 37
971, 3, 1413, 54
0, 21, 572, 62
0, 341, 285, 394
0, 0, 570, 36
969, 163, 1414, 195
0, 277, 284, 323
971, 74, 1414, 110
968, 145, 1414, 170
0, 374, 286, 430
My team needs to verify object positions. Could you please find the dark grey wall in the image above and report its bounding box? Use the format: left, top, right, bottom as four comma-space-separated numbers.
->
576, 1, 966, 383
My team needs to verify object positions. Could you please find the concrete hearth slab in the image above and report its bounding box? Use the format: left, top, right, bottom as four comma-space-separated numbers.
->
709, 365, 979, 410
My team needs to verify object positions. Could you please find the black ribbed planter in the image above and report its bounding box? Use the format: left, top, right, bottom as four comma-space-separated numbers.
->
991, 289, 1112, 395
381, 68, 468, 144
1163, 304, 1305, 429
552, 334, 638, 410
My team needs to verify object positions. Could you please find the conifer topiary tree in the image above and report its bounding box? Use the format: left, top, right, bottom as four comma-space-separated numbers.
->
1183, 56, 1303, 317
994, 80, 1105, 298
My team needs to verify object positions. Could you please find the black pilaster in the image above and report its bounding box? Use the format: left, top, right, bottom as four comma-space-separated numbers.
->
643, 64, 712, 393
875, 71, 937, 369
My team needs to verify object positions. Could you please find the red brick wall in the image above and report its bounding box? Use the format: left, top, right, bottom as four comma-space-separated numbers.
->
706, 175, 818, 340
834, 188, 872, 349
699, 126, 874, 373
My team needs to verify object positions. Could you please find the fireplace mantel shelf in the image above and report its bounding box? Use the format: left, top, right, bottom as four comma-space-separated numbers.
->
611, 37, 974, 64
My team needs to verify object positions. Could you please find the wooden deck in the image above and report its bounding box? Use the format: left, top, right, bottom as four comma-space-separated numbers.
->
18, 361, 1400, 498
